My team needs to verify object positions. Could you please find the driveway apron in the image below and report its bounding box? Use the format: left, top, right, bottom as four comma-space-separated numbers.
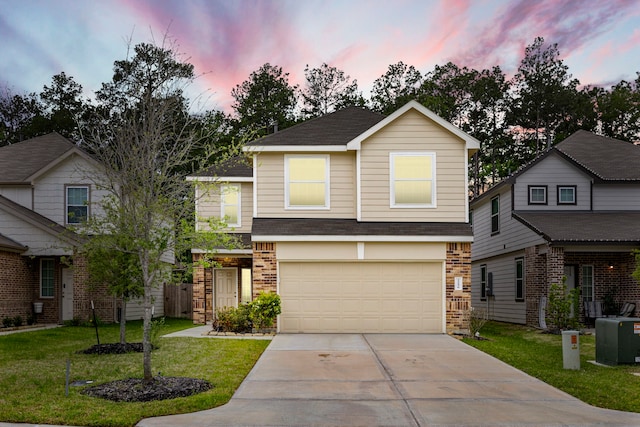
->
138, 333, 640, 427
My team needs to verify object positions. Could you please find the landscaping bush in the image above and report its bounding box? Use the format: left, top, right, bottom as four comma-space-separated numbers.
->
214, 304, 252, 333
249, 291, 281, 331
13, 316, 23, 327
2, 317, 13, 328
546, 279, 580, 333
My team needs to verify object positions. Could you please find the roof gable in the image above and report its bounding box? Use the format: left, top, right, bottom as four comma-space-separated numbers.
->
346, 100, 481, 153
0, 132, 94, 183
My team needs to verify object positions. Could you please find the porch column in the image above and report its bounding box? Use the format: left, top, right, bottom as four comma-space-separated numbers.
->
192, 253, 207, 324
252, 242, 277, 296
445, 242, 471, 334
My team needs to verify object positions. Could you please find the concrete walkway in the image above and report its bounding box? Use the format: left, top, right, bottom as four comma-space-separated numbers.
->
138, 333, 640, 427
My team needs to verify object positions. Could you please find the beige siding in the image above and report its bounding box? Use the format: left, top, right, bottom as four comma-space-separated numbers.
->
277, 241, 446, 261
360, 109, 468, 222
513, 154, 592, 211
255, 152, 356, 218
32, 154, 107, 225
196, 181, 253, 233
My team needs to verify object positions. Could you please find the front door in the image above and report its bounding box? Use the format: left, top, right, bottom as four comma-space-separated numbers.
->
62, 268, 74, 321
214, 269, 237, 310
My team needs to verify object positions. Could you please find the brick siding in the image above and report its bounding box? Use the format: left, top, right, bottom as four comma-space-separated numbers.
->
0, 250, 35, 321
446, 242, 472, 333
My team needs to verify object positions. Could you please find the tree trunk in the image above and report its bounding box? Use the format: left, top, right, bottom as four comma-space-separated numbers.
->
141, 252, 153, 382
119, 300, 127, 344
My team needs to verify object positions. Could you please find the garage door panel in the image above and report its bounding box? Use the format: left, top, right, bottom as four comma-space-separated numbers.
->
279, 262, 443, 333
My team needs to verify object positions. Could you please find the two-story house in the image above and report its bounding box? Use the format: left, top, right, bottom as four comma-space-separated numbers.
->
0, 132, 164, 324
190, 100, 479, 333
470, 130, 640, 327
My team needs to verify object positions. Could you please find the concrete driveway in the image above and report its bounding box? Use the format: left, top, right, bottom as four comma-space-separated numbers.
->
138, 333, 640, 426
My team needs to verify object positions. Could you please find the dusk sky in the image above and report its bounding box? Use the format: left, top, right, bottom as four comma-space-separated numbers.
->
1, 0, 639, 113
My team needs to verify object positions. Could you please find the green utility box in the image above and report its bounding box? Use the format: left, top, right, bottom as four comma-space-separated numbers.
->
595, 317, 640, 366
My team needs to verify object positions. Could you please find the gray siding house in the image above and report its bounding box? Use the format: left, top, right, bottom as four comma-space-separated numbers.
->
470, 131, 640, 327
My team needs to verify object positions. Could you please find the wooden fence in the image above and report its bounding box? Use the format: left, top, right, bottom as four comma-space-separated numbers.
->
164, 283, 193, 319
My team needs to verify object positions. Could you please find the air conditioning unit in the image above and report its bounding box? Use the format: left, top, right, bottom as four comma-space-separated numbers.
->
595, 318, 640, 366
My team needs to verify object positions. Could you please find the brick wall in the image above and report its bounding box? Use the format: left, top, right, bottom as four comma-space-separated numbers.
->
0, 250, 34, 321
191, 253, 252, 324
446, 242, 471, 333
252, 242, 277, 296
72, 253, 115, 323
525, 245, 548, 327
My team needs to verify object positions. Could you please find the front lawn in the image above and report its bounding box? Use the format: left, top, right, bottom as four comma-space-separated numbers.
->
464, 321, 640, 412
0, 318, 269, 427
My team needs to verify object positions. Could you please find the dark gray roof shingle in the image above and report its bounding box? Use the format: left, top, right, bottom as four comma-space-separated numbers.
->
513, 211, 640, 244
555, 130, 640, 181
252, 218, 472, 237
192, 155, 253, 178
0, 232, 26, 252
0, 132, 78, 183
245, 107, 386, 147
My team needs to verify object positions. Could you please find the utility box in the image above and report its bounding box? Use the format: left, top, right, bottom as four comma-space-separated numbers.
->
562, 330, 580, 370
595, 317, 640, 366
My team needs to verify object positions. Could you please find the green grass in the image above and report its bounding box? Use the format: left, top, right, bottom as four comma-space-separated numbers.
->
0, 318, 270, 427
464, 321, 640, 412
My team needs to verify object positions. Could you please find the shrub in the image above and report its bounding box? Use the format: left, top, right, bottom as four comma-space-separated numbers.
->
466, 306, 488, 337
214, 305, 252, 333
150, 317, 166, 348
546, 279, 580, 333
2, 317, 13, 328
249, 292, 281, 331
13, 316, 23, 327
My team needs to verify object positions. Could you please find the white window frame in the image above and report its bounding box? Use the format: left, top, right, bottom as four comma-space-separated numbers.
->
66, 185, 89, 224
581, 265, 594, 301
528, 185, 547, 205
40, 258, 55, 298
389, 152, 436, 208
220, 184, 241, 227
284, 154, 330, 210
557, 185, 576, 205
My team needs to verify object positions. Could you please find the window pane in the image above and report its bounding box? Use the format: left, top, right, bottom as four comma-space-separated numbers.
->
67, 206, 88, 223
560, 188, 575, 203
289, 158, 325, 181
223, 205, 238, 224
68, 187, 88, 205
530, 188, 546, 203
222, 187, 239, 205
491, 198, 499, 214
41, 260, 54, 297
394, 181, 431, 204
290, 183, 326, 205
394, 156, 431, 179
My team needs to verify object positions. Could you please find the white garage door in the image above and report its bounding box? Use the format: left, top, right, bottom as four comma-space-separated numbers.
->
279, 262, 443, 333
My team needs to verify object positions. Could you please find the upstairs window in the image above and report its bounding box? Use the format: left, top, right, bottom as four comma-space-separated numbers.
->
66, 186, 89, 224
285, 155, 329, 209
557, 185, 576, 205
220, 184, 240, 227
491, 195, 500, 234
528, 185, 547, 205
390, 152, 435, 207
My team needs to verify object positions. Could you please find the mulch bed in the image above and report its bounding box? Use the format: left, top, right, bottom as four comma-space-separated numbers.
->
77, 342, 211, 402
81, 376, 212, 402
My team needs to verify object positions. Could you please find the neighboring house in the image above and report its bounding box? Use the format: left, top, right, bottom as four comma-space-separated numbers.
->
0, 132, 164, 324
189, 100, 479, 333
470, 130, 640, 327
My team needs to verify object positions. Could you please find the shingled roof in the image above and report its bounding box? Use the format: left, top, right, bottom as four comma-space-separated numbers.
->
252, 218, 473, 240
0, 132, 81, 183
190, 155, 253, 178
0, 232, 26, 252
245, 106, 386, 147
555, 130, 640, 181
513, 211, 640, 244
